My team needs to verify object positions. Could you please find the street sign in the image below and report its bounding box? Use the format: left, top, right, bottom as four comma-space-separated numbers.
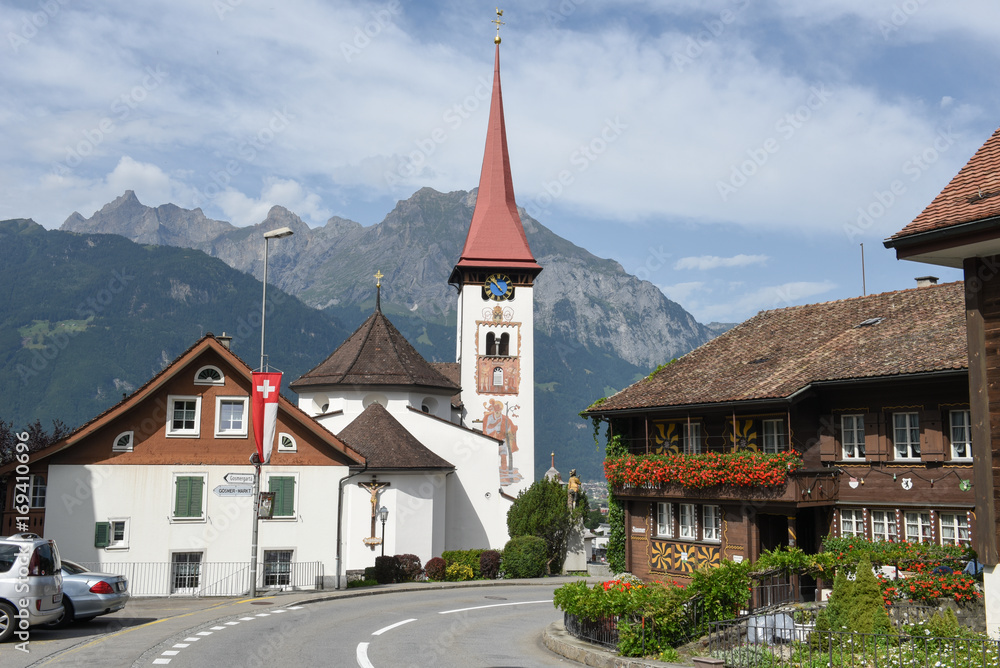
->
224, 473, 255, 485
213, 484, 253, 497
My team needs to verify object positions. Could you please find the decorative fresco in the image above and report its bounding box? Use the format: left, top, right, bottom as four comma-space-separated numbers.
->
650, 541, 721, 574
477, 356, 519, 394
483, 398, 523, 486
727, 418, 758, 451
650, 421, 681, 455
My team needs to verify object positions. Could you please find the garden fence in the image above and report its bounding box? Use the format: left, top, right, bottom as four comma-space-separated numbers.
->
78, 560, 324, 597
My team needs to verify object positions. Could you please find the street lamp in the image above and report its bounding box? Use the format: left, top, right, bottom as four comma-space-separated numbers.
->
379, 505, 389, 557
250, 226, 293, 598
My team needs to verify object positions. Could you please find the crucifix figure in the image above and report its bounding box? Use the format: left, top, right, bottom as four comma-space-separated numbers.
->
359, 480, 390, 541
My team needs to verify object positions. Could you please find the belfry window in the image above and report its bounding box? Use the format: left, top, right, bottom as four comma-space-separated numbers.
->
486, 332, 497, 356
493, 367, 504, 386
498, 333, 510, 356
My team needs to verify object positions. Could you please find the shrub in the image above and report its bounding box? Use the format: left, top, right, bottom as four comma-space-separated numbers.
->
507, 478, 573, 574
480, 550, 502, 579
688, 559, 752, 622
851, 555, 891, 634
363, 566, 377, 581
394, 554, 423, 582
501, 535, 547, 578
374, 555, 398, 584
445, 563, 474, 581
347, 579, 378, 588
425, 556, 447, 581
442, 549, 485, 578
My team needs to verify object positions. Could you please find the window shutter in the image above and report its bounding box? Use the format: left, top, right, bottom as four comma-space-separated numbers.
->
819, 431, 836, 462
175, 477, 190, 517
95, 522, 111, 548
864, 413, 885, 461
269, 477, 295, 517
921, 409, 944, 461
189, 477, 204, 517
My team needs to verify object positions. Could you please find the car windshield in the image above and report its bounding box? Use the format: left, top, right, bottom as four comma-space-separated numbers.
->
0, 545, 21, 573
61, 559, 89, 575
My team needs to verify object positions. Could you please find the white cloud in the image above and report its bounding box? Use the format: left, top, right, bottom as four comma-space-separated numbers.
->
659, 281, 706, 304
211, 179, 331, 227
674, 254, 768, 271
661, 280, 837, 323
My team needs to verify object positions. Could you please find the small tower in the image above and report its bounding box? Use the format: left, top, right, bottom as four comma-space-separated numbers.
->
450, 12, 541, 492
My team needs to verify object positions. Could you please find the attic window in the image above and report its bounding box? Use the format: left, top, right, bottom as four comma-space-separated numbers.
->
277, 433, 296, 453
194, 365, 224, 385
856, 317, 884, 328
113, 431, 134, 452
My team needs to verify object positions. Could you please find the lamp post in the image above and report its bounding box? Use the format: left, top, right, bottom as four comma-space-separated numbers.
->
250, 226, 293, 598
379, 505, 389, 557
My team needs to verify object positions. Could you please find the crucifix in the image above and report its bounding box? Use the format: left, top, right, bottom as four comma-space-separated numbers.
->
359, 479, 390, 544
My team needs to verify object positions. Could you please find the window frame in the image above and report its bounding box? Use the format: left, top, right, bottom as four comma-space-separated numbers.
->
166, 395, 202, 438
170, 551, 203, 593
107, 518, 129, 550
277, 432, 297, 453
214, 396, 249, 438
841, 414, 865, 460
893, 412, 921, 460
905, 511, 933, 543
266, 474, 297, 520
871, 510, 897, 542
263, 549, 294, 587
761, 419, 787, 454
172, 474, 207, 522
29, 474, 46, 509
112, 430, 134, 453
703, 505, 722, 542
949, 409, 972, 461
840, 508, 864, 538
678, 503, 697, 540
940, 513, 970, 546
682, 422, 702, 455
656, 502, 673, 538
193, 365, 225, 386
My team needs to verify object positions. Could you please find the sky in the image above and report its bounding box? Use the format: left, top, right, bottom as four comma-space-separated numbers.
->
3, 0, 999, 324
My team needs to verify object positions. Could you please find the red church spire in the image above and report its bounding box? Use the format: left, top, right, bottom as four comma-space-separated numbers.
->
451, 37, 541, 283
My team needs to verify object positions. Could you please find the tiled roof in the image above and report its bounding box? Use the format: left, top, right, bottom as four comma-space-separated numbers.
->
429, 362, 462, 408
290, 310, 460, 393
588, 282, 967, 413
890, 127, 1000, 240
337, 402, 454, 470
450, 44, 540, 280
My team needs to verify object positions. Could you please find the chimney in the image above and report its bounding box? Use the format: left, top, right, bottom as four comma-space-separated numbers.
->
915, 276, 939, 288
216, 332, 232, 350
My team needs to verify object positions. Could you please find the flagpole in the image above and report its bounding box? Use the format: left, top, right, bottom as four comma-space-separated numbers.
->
251, 227, 293, 597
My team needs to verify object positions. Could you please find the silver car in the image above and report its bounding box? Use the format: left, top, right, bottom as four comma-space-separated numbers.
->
45, 560, 129, 627
0, 533, 63, 642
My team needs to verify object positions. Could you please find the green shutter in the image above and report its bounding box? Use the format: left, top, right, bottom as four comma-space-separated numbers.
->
269, 476, 295, 517
174, 476, 204, 518
94, 522, 110, 548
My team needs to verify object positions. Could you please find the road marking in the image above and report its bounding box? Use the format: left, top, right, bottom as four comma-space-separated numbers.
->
288, 605, 304, 610
152, 660, 171, 665
439, 599, 553, 615
197, 631, 213, 636
239, 617, 255, 621
173, 644, 190, 648
356, 641, 375, 668
256, 613, 271, 617
274, 609, 287, 613
210, 626, 226, 630
162, 650, 180, 656
372, 618, 416, 635
225, 621, 240, 625
183, 637, 200, 642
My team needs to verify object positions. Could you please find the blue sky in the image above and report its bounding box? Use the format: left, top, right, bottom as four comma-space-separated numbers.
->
3, 0, 998, 323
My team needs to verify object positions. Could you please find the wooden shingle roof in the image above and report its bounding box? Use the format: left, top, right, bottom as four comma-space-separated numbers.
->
337, 402, 454, 470
588, 281, 967, 413
290, 309, 460, 393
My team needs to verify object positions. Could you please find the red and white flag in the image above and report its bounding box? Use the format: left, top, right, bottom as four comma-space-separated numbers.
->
252, 371, 281, 465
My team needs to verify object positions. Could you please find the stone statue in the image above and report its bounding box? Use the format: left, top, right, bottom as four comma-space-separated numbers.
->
567, 468, 581, 508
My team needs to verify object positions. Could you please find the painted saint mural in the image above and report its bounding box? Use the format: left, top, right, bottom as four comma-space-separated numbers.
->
483, 398, 523, 486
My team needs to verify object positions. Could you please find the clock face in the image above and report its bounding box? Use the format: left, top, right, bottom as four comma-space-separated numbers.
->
485, 273, 513, 301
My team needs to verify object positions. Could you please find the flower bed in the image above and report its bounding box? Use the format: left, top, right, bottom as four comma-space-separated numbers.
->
603, 451, 801, 489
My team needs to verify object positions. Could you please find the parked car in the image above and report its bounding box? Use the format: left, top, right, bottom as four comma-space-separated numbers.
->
45, 560, 129, 627
0, 533, 63, 641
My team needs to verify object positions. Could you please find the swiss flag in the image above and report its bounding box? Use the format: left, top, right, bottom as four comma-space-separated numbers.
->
252, 372, 281, 465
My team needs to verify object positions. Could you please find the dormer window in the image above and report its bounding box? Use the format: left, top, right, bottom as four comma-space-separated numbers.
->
113, 431, 134, 452
194, 365, 224, 386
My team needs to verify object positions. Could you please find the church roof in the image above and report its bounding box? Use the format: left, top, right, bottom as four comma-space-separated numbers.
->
337, 402, 454, 470
450, 43, 540, 282
889, 127, 1000, 241
290, 308, 460, 393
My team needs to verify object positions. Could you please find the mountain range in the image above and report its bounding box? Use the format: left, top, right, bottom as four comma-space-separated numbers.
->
0, 188, 727, 480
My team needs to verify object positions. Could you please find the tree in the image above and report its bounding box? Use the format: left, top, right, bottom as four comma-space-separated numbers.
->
507, 477, 576, 574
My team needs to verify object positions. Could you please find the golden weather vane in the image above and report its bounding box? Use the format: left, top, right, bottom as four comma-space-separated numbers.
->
493, 8, 504, 44
374, 269, 384, 287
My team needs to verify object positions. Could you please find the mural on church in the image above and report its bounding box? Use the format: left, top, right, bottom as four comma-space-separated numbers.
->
477, 357, 519, 394
483, 398, 523, 486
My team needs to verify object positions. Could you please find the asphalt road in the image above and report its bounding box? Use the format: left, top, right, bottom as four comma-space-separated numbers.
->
0, 581, 585, 668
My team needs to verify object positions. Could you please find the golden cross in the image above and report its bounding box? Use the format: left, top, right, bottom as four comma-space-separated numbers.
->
374, 270, 384, 287
493, 8, 504, 42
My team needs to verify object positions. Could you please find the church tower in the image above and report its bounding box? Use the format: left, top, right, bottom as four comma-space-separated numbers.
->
450, 17, 541, 493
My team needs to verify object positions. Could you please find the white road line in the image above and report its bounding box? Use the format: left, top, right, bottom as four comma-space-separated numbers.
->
210, 626, 226, 630
162, 650, 180, 656
273, 609, 287, 613
172, 644, 189, 648
372, 618, 416, 636
183, 637, 200, 642
196, 631, 213, 636
239, 617, 255, 621
287, 605, 303, 610
225, 621, 240, 625
357, 641, 375, 668
152, 660, 171, 665
438, 599, 553, 615
256, 613, 271, 617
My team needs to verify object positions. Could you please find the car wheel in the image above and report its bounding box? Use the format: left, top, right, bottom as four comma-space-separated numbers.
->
44, 598, 74, 629
0, 601, 17, 642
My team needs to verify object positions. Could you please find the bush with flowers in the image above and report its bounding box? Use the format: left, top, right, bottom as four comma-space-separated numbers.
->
604, 451, 801, 489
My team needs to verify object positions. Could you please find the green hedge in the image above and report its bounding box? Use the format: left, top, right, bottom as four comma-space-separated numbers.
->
442, 549, 485, 578
501, 536, 547, 578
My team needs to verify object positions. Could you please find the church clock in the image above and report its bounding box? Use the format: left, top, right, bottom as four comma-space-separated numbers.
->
484, 273, 514, 301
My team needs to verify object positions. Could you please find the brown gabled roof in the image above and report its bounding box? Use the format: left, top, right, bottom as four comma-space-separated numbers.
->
588, 281, 967, 414
890, 127, 1000, 240
290, 309, 460, 393
429, 362, 462, 408
0, 335, 365, 473
337, 402, 454, 470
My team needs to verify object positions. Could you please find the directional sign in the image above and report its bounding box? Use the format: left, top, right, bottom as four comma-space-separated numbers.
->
213, 484, 253, 497
224, 473, 255, 485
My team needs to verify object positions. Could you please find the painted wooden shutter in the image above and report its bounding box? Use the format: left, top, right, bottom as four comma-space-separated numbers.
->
189, 477, 204, 517
819, 430, 837, 462
269, 477, 295, 517
921, 409, 945, 462
175, 476, 204, 518
864, 413, 885, 461
94, 522, 110, 548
